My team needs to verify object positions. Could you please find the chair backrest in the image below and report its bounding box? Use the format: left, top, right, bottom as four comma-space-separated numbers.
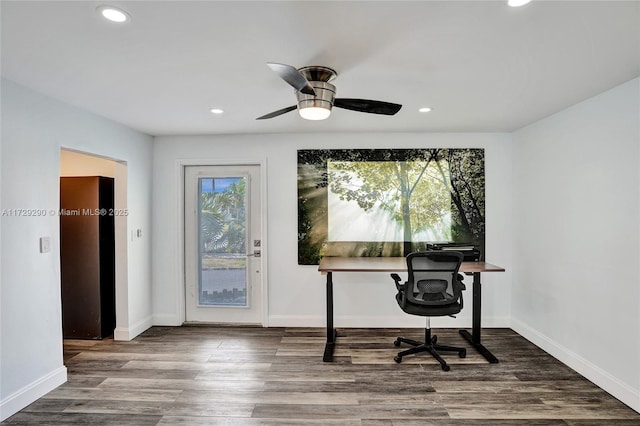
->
405, 251, 464, 306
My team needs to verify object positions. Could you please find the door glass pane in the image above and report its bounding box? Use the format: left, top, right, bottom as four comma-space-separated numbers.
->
198, 176, 247, 307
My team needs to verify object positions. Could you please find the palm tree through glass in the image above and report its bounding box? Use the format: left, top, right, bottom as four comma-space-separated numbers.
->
198, 177, 247, 306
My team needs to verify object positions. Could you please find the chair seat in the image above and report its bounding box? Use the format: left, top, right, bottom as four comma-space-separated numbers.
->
395, 292, 462, 316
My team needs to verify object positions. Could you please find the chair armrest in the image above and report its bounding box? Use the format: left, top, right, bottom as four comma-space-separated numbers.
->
457, 274, 466, 291
390, 273, 404, 291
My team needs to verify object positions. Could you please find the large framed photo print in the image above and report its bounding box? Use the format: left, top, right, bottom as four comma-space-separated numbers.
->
297, 148, 485, 265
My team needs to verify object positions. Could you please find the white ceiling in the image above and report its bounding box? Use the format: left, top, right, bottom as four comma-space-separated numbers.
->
1, 1, 638, 136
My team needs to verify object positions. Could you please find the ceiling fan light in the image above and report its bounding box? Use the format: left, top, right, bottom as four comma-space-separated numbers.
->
296, 80, 336, 121
299, 106, 331, 121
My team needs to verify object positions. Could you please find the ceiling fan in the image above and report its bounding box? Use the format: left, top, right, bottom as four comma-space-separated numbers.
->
257, 63, 402, 121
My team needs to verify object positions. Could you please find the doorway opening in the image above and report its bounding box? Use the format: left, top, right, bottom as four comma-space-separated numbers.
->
59, 149, 127, 339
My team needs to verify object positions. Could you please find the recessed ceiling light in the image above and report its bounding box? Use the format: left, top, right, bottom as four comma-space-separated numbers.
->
508, 0, 531, 7
97, 5, 130, 23
209, 108, 224, 115
418, 107, 432, 113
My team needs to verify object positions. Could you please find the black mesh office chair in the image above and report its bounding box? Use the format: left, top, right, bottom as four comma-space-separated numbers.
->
390, 251, 467, 371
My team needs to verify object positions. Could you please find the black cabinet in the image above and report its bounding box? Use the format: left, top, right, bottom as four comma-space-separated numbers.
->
60, 177, 115, 339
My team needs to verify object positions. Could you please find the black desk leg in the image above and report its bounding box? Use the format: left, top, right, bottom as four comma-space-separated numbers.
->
323, 272, 337, 362
459, 272, 499, 363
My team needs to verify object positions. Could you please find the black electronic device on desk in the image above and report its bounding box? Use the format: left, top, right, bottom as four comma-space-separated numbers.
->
426, 243, 481, 262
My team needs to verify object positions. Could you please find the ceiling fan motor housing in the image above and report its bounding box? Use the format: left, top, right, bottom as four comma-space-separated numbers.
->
296, 81, 336, 112
257, 63, 401, 120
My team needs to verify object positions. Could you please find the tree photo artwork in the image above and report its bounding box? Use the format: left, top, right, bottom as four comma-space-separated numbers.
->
297, 148, 485, 265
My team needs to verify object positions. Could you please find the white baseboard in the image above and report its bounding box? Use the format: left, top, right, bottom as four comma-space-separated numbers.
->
512, 318, 640, 414
113, 315, 153, 341
151, 313, 182, 326
0, 366, 67, 421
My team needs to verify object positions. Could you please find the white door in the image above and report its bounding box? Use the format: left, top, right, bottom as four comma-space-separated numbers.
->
184, 165, 263, 324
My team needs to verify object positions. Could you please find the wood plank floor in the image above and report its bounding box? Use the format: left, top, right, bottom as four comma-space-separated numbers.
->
3, 326, 639, 425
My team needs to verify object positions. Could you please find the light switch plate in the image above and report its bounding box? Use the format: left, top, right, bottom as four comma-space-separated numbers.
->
39, 236, 50, 253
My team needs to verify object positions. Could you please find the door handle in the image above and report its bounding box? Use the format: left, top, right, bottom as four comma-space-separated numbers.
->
247, 250, 261, 257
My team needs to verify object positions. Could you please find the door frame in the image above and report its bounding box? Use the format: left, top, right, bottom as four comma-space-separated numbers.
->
176, 158, 268, 326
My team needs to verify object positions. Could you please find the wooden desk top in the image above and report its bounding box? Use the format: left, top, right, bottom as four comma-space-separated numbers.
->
318, 256, 505, 274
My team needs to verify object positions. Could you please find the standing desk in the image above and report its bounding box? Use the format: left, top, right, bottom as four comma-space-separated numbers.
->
317, 256, 505, 363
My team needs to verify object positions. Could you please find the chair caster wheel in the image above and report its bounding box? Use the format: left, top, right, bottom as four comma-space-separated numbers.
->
459, 349, 466, 358
394, 356, 402, 363
393, 339, 401, 347
441, 364, 450, 371
431, 336, 438, 344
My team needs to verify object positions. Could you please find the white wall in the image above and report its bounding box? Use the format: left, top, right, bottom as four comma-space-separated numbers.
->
512, 77, 640, 412
60, 149, 117, 176
151, 133, 513, 329
0, 79, 153, 420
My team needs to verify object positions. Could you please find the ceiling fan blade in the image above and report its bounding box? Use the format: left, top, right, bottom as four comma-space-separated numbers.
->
334, 98, 402, 115
267, 63, 316, 95
256, 105, 297, 120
